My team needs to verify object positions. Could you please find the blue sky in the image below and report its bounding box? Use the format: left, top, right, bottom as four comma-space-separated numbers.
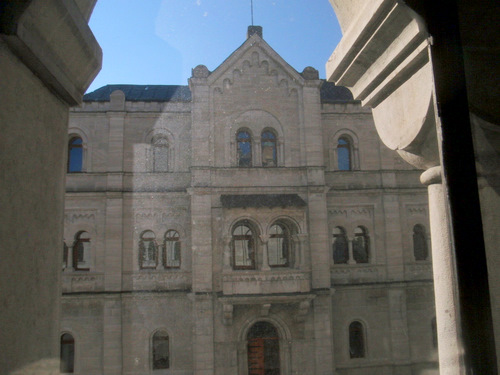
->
87, 0, 342, 93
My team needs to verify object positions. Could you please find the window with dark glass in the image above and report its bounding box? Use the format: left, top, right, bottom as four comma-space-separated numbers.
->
164, 230, 181, 268
152, 331, 169, 370
268, 223, 289, 267
237, 130, 252, 167
261, 130, 277, 167
68, 137, 83, 173
353, 226, 369, 263
432, 317, 438, 349
60, 333, 75, 373
152, 137, 169, 172
337, 136, 352, 171
63, 242, 68, 269
413, 224, 429, 261
349, 321, 365, 358
73, 231, 90, 271
139, 230, 157, 269
232, 222, 255, 269
333, 227, 349, 264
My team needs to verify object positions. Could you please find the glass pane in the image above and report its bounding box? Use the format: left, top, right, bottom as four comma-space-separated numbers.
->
68, 143, 83, 173
333, 231, 348, 264
413, 225, 428, 261
262, 131, 277, 167
153, 333, 169, 369
349, 322, 365, 358
268, 225, 288, 266
60, 334, 75, 373
237, 132, 252, 167
166, 239, 181, 267
353, 235, 368, 263
337, 146, 350, 171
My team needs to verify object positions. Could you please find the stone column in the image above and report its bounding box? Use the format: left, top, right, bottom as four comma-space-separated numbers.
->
260, 234, 271, 271
156, 244, 165, 270
222, 235, 232, 272
421, 166, 465, 374
388, 288, 411, 373
64, 245, 74, 272
313, 291, 334, 374
192, 294, 215, 375
347, 237, 355, 265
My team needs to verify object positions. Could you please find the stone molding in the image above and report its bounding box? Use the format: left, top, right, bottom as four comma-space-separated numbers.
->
61, 272, 104, 293
221, 270, 311, 295
122, 271, 191, 291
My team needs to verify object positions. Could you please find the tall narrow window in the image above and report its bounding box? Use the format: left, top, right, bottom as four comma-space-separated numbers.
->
152, 137, 169, 172
333, 227, 349, 264
353, 226, 369, 263
337, 136, 352, 171
349, 321, 365, 358
152, 331, 169, 370
432, 317, 438, 349
268, 223, 289, 267
73, 231, 90, 271
68, 137, 83, 173
139, 230, 157, 269
60, 333, 75, 373
232, 222, 255, 269
164, 230, 181, 268
413, 224, 429, 261
63, 242, 68, 269
261, 130, 277, 167
237, 130, 252, 167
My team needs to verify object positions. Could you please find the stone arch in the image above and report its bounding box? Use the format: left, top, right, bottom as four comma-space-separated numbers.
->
329, 128, 360, 171
68, 126, 90, 172
237, 316, 292, 375
143, 127, 175, 172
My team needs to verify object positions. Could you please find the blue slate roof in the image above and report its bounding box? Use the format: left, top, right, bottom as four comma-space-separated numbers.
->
83, 85, 192, 102
83, 82, 354, 103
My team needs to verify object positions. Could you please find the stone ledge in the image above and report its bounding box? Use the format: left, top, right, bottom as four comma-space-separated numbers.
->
123, 271, 191, 291
222, 270, 311, 295
61, 272, 104, 293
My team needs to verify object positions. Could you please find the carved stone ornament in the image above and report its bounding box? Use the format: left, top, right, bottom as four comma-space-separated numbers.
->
301, 66, 319, 80
192, 65, 210, 78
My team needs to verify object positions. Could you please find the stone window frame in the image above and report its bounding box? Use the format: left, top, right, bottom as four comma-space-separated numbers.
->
73, 231, 91, 271
329, 129, 360, 171
261, 128, 279, 167
139, 230, 158, 270
150, 329, 171, 371
60, 331, 76, 373
231, 219, 260, 270
266, 217, 300, 268
236, 128, 254, 167
163, 229, 181, 269
67, 128, 90, 173
330, 222, 374, 266
144, 128, 175, 173
348, 320, 367, 359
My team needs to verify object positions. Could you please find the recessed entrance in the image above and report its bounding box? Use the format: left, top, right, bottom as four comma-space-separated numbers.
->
247, 321, 280, 375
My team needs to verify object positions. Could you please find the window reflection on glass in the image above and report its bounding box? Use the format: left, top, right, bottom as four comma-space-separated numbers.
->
152, 331, 169, 370
268, 224, 289, 266
68, 137, 83, 173
333, 226, 349, 264
353, 226, 369, 263
237, 131, 252, 167
261, 130, 277, 167
337, 137, 351, 171
233, 224, 255, 269
139, 230, 157, 269
165, 230, 181, 268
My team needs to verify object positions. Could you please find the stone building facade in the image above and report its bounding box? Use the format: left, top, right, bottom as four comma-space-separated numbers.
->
61, 29, 437, 374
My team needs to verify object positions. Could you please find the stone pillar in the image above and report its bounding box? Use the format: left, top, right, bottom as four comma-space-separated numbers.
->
313, 291, 334, 374
103, 295, 123, 375
104, 193, 123, 291
192, 294, 215, 375
388, 288, 411, 373
421, 166, 465, 374
156, 244, 165, 270
64, 245, 75, 272
347, 237, 355, 265
260, 234, 271, 271
222, 235, 232, 272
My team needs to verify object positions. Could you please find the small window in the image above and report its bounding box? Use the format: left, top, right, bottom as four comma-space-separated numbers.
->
152, 331, 169, 370
268, 223, 289, 267
353, 226, 369, 263
63, 242, 68, 269
349, 321, 365, 358
68, 137, 83, 173
73, 231, 90, 271
413, 224, 429, 261
337, 136, 352, 171
232, 222, 256, 269
333, 227, 349, 264
261, 130, 277, 167
237, 130, 252, 167
152, 136, 169, 172
164, 230, 181, 268
60, 333, 75, 373
139, 230, 157, 269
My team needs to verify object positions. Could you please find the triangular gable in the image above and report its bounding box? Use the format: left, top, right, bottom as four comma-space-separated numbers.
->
207, 32, 306, 86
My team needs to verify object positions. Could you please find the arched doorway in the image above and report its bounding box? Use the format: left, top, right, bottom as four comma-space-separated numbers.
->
247, 321, 280, 375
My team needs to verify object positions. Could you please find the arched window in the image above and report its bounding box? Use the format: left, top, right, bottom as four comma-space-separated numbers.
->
349, 321, 366, 358
261, 130, 277, 167
73, 231, 90, 271
232, 222, 256, 269
152, 331, 169, 370
68, 136, 83, 173
152, 136, 169, 172
413, 224, 429, 261
333, 227, 349, 264
337, 136, 352, 171
247, 322, 280, 374
60, 333, 75, 373
237, 130, 252, 167
63, 242, 68, 269
164, 230, 181, 268
268, 223, 289, 267
139, 230, 157, 269
353, 226, 370, 263
432, 317, 438, 349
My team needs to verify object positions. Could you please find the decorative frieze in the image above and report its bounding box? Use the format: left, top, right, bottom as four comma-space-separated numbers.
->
123, 271, 191, 291
406, 205, 427, 216
222, 271, 311, 295
64, 209, 98, 224
328, 206, 373, 220
61, 273, 104, 293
